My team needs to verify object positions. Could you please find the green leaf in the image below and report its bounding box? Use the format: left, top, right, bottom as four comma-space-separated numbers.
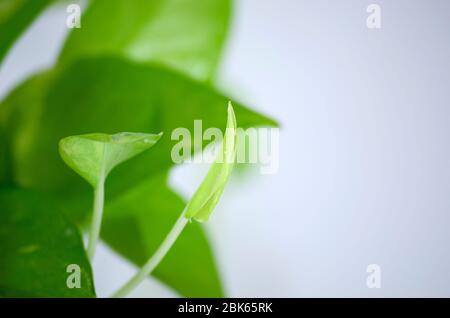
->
0, 70, 52, 186
102, 173, 223, 297
0, 0, 55, 66
185, 103, 237, 222
0, 187, 96, 297
59, 132, 162, 187
60, 0, 232, 81
0, 120, 7, 184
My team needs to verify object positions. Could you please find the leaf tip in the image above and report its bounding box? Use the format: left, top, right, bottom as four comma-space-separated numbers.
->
143, 131, 163, 144
227, 101, 237, 129
227, 101, 236, 118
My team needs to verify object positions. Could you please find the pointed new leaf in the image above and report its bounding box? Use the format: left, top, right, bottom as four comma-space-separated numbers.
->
185, 103, 237, 222
59, 132, 162, 187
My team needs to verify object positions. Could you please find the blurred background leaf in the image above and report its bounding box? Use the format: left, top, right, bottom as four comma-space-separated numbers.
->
60, 0, 231, 81
0, 56, 276, 219
0, 0, 55, 66
0, 187, 95, 297
0, 118, 8, 184
102, 173, 223, 297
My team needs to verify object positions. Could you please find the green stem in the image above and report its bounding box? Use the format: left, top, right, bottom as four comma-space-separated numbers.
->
87, 177, 105, 260
111, 212, 189, 298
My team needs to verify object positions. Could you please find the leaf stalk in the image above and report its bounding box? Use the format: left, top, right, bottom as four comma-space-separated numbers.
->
87, 177, 105, 260
111, 211, 188, 298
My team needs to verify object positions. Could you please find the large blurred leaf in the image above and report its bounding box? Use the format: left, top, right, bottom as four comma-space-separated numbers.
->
0, 71, 52, 186
60, 0, 232, 81
102, 173, 223, 297
0, 187, 95, 297
0, 0, 54, 66
1, 56, 277, 219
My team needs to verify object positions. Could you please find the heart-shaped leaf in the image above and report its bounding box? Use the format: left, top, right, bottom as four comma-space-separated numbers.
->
185, 102, 237, 222
59, 132, 162, 187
